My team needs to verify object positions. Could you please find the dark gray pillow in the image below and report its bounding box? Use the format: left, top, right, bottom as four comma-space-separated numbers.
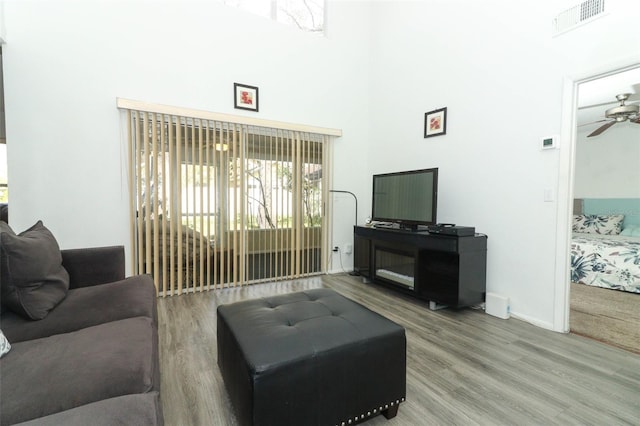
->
0, 221, 70, 320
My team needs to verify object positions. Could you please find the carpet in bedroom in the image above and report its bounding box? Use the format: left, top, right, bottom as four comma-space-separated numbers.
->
570, 282, 640, 354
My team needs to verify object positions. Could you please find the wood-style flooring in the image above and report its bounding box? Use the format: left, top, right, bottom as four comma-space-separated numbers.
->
158, 274, 640, 426
570, 282, 640, 354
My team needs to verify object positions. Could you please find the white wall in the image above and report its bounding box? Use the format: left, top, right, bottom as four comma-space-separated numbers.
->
2, 0, 371, 274
364, 0, 640, 329
0, 0, 5, 44
574, 124, 640, 198
4, 0, 640, 331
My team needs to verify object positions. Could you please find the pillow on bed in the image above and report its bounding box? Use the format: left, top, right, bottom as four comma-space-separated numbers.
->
572, 214, 624, 235
620, 225, 640, 237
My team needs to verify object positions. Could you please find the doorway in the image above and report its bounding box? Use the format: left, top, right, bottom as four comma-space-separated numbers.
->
564, 64, 640, 353
553, 57, 640, 333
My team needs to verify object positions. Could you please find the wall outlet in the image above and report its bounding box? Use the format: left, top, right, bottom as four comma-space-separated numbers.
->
332, 246, 339, 252
344, 244, 352, 254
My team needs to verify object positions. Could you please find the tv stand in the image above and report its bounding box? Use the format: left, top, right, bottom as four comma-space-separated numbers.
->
354, 226, 487, 308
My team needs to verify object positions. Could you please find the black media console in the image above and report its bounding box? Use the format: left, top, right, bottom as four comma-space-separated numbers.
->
354, 226, 487, 308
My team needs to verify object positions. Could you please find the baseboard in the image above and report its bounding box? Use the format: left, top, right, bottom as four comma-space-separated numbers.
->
327, 269, 352, 275
510, 311, 555, 332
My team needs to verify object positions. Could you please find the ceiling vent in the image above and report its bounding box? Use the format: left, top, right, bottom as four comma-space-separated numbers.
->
553, 0, 607, 36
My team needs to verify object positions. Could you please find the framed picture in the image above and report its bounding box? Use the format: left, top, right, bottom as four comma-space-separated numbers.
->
234, 83, 259, 112
424, 107, 447, 138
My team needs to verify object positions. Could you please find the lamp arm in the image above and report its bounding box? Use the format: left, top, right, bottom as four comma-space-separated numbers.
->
329, 190, 358, 226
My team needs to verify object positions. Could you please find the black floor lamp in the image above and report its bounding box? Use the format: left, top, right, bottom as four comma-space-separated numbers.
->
329, 189, 359, 276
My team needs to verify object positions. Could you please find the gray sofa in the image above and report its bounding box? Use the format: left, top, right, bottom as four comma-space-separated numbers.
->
0, 221, 163, 425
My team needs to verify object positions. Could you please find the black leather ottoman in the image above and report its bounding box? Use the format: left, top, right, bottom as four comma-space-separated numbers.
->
217, 288, 406, 426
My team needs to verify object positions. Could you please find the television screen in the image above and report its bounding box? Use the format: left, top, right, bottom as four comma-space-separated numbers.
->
371, 168, 438, 228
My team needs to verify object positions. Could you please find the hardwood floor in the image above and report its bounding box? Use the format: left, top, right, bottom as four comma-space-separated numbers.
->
570, 282, 640, 354
158, 274, 640, 426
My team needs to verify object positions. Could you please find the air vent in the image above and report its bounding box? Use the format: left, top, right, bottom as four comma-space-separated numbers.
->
553, 0, 607, 36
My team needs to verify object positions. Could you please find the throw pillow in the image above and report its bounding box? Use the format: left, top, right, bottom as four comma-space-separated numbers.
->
572, 214, 624, 235
0, 329, 10, 358
620, 225, 636, 236
0, 221, 70, 320
620, 224, 640, 237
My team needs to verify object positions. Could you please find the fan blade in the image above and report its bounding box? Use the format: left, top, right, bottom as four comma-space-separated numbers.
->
587, 120, 616, 137
578, 119, 610, 127
632, 116, 640, 124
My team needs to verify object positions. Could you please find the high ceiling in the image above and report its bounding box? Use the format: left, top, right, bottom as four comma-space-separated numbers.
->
577, 67, 640, 128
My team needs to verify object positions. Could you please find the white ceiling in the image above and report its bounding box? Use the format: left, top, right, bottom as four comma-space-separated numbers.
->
577, 67, 640, 127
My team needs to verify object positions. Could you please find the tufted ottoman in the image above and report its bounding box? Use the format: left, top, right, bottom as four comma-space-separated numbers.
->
217, 288, 406, 426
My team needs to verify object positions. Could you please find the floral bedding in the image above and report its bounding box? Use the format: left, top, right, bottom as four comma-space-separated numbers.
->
571, 233, 640, 294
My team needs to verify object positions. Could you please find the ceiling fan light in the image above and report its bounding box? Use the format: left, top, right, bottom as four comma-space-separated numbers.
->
605, 104, 639, 119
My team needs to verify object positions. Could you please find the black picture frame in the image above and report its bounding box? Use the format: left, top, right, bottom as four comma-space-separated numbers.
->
234, 83, 259, 112
424, 107, 447, 138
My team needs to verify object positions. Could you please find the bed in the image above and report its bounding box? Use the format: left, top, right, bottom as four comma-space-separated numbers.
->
570, 199, 640, 294
571, 233, 640, 294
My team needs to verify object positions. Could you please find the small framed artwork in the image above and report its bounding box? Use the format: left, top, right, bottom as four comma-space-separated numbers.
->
234, 83, 259, 112
424, 107, 447, 138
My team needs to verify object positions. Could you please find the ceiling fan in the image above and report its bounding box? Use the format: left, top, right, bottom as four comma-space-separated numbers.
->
583, 93, 640, 137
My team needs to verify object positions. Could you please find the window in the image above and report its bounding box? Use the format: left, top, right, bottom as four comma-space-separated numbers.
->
0, 50, 6, 205
220, 0, 324, 33
0, 144, 7, 203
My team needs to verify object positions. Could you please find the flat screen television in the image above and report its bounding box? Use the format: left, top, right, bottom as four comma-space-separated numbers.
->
371, 168, 438, 230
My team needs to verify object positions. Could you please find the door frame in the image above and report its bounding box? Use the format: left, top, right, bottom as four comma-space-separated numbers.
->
553, 55, 640, 333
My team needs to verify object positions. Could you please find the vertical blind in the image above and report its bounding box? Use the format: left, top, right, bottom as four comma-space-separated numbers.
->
118, 99, 340, 296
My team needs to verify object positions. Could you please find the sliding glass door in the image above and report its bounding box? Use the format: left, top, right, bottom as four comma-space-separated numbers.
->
124, 108, 332, 295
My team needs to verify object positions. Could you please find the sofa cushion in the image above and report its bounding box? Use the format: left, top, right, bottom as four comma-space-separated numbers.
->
1, 274, 157, 343
61, 246, 126, 289
0, 203, 7, 223
0, 221, 70, 320
13, 392, 163, 426
0, 316, 160, 425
